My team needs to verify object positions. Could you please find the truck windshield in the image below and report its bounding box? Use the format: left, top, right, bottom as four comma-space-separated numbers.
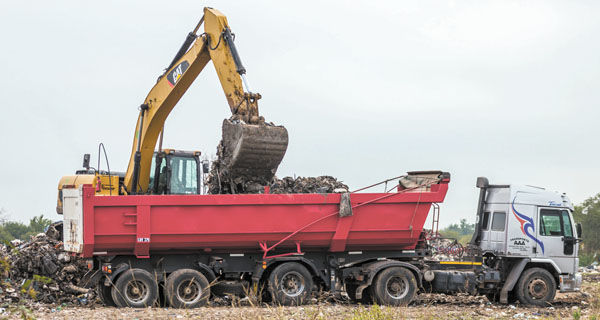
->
169, 156, 198, 194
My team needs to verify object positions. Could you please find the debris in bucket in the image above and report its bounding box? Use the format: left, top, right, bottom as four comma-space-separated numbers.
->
207, 119, 288, 194
0, 233, 93, 306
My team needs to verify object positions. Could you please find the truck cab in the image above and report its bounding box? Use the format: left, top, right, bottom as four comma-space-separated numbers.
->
472, 178, 582, 298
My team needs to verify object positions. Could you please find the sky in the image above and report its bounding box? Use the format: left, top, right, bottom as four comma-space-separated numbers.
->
0, 1, 598, 227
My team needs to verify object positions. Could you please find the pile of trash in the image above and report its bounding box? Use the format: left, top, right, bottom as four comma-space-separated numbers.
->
580, 261, 600, 273
208, 174, 349, 195
426, 236, 466, 261
0, 233, 93, 306
269, 176, 349, 194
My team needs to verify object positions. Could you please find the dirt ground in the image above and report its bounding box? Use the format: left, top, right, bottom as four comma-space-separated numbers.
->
9, 274, 599, 320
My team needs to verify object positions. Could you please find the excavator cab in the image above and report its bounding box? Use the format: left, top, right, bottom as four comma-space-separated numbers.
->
148, 149, 208, 195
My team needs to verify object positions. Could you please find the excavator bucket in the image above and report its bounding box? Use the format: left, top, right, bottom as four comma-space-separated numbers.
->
220, 119, 288, 183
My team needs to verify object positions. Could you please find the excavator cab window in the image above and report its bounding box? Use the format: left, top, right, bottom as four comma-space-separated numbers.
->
168, 155, 199, 195
148, 154, 167, 194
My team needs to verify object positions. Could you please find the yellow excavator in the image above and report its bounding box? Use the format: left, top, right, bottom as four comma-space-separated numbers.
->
56, 7, 288, 213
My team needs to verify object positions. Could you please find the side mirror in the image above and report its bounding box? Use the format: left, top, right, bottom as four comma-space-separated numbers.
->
202, 161, 210, 174
82, 154, 90, 170
576, 223, 583, 238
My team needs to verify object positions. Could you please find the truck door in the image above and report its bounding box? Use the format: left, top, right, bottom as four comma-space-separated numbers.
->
536, 208, 577, 273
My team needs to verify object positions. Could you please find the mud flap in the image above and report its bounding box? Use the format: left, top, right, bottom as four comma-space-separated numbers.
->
500, 258, 529, 303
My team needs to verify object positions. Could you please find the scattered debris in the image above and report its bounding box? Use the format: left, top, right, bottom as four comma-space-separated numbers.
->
426, 237, 466, 261
0, 233, 93, 306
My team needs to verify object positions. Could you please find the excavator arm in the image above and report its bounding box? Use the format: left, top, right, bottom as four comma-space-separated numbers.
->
124, 7, 287, 194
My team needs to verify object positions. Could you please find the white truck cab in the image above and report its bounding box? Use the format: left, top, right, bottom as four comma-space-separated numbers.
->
471, 178, 582, 303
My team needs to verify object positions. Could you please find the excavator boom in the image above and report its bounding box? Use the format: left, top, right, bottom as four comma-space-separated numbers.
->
124, 7, 288, 194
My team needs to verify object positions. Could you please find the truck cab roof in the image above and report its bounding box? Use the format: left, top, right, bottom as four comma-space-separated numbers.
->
486, 184, 573, 211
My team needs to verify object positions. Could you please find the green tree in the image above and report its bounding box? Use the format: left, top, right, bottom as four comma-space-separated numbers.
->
2, 221, 29, 240
0, 213, 54, 242
27, 215, 53, 234
573, 194, 600, 256
439, 219, 475, 244
0, 228, 13, 244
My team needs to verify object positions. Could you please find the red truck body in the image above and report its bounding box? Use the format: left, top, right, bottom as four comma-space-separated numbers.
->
66, 177, 449, 259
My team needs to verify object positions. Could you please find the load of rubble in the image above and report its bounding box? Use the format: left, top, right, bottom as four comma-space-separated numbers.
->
207, 172, 349, 195
269, 176, 349, 194
0, 233, 93, 306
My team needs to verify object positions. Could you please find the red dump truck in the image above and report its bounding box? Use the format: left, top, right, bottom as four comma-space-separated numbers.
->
61, 171, 582, 308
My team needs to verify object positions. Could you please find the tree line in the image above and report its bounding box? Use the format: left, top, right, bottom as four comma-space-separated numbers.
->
0, 209, 53, 244
573, 194, 600, 266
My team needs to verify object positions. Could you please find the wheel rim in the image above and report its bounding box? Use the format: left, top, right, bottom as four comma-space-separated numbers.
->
176, 279, 203, 304
125, 280, 148, 303
385, 276, 409, 299
527, 277, 549, 300
280, 271, 305, 297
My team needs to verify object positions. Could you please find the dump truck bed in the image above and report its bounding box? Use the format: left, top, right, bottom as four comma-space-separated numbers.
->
62, 175, 449, 258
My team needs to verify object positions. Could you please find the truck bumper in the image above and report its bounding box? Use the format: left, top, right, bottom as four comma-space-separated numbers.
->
559, 273, 582, 292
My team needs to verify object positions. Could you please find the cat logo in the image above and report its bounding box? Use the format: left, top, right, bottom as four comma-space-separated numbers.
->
167, 61, 190, 87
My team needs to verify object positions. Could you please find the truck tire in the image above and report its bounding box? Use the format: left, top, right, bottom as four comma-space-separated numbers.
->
111, 269, 159, 308
268, 262, 313, 306
97, 283, 116, 307
515, 267, 556, 306
165, 269, 210, 308
371, 267, 417, 306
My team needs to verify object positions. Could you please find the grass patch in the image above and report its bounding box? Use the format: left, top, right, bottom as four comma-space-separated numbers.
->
351, 305, 394, 320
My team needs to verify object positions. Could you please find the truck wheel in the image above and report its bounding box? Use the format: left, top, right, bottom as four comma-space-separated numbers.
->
165, 269, 210, 308
111, 269, 159, 308
268, 262, 313, 306
97, 282, 116, 307
515, 268, 556, 306
371, 267, 417, 306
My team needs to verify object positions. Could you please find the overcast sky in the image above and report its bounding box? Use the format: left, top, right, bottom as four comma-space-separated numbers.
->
0, 1, 598, 227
